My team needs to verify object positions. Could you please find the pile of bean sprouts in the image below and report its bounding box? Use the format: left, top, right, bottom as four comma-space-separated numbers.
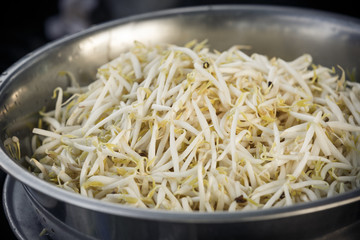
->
10, 40, 360, 211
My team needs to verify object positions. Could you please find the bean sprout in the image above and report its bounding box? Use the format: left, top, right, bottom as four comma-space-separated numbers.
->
12, 40, 360, 211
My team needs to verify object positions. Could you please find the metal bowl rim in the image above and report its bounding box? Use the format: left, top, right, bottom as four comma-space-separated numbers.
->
1, 4, 360, 223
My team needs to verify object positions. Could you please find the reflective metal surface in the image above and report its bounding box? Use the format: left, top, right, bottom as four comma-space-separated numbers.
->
3, 175, 360, 240
3, 175, 98, 240
1, 5, 360, 239
2, 176, 47, 240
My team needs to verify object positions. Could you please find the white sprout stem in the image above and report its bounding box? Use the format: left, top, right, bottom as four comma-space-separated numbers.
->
169, 122, 180, 173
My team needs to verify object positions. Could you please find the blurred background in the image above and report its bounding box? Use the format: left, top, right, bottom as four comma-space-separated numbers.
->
0, 0, 358, 239
0, 0, 358, 73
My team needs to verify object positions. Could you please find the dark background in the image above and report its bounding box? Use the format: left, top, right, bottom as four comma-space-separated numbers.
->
0, 0, 359, 74
0, 1, 358, 239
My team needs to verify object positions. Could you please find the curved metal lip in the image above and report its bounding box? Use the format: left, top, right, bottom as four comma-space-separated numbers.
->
1, 4, 360, 223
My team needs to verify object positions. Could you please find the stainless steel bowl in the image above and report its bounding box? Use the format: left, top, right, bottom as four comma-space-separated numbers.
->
1, 5, 360, 240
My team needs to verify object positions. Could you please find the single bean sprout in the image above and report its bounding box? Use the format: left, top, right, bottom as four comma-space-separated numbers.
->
12, 40, 360, 211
